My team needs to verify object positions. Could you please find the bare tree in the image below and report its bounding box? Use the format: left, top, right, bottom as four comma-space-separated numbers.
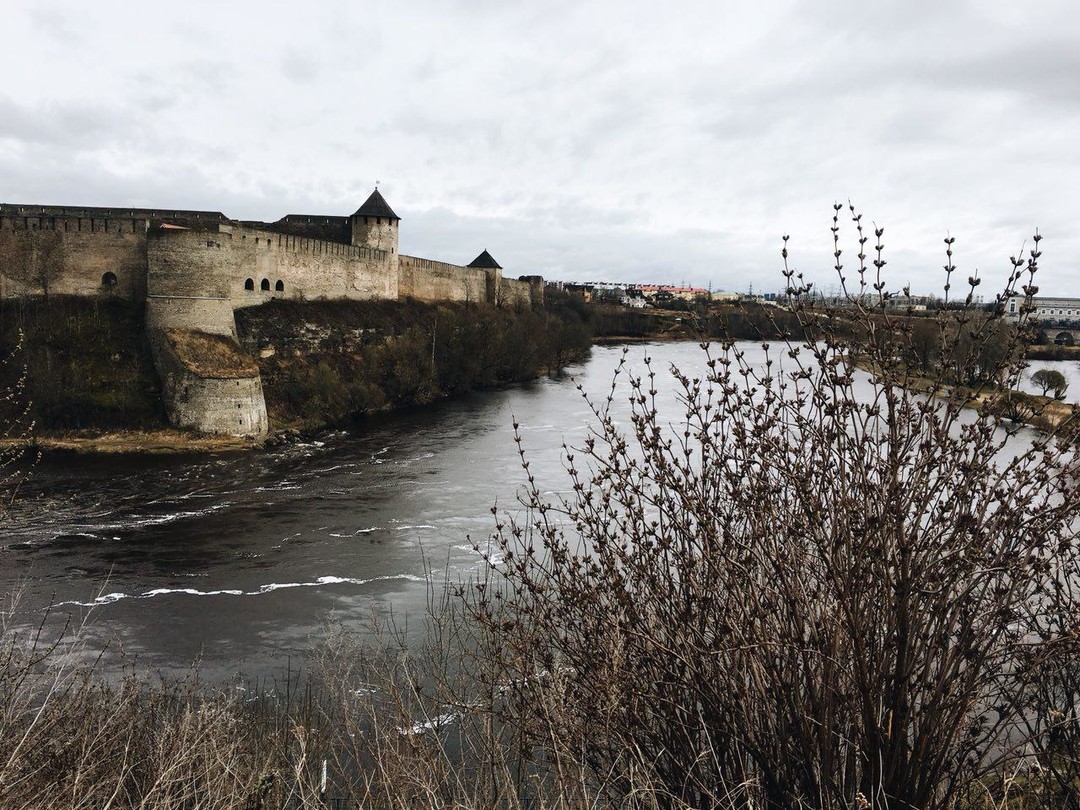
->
469, 209, 1080, 809
0, 228, 66, 299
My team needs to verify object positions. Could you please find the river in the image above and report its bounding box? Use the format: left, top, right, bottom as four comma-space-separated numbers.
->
4, 339, 1062, 684
2, 342, 725, 682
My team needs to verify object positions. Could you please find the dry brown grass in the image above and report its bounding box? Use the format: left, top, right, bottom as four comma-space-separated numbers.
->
165, 329, 259, 379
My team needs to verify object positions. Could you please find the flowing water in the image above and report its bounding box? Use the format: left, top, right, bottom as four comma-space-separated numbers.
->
1, 342, 719, 682
6, 339, 1053, 683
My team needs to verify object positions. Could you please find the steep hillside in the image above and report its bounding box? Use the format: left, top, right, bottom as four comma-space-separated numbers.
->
235, 296, 591, 429
0, 294, 591, 440
0, 296, 165, 431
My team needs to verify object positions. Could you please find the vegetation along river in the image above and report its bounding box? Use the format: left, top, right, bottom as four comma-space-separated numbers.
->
1, 342, 724, 682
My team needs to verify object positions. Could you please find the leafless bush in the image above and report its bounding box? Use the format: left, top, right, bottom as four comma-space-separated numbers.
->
0, 329, 38, 515
466, 207, 1080, 809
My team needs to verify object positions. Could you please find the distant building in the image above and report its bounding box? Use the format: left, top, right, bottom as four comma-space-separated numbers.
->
1007, 296, 1080, 323
884, 294, 931, 312
638, 285, 710, 302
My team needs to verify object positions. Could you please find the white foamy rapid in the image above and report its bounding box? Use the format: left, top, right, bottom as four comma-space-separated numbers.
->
55, 573, 430, 608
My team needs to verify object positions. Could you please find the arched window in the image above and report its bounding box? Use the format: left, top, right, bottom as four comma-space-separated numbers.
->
261, 278, 270, 291
275, 280, 284, 292
244, 278, 255, 291
101, 272, 118, 287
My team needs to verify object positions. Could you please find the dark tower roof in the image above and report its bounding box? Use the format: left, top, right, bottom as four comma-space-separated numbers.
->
352, 188, 400, 221
467, 249, 502, 269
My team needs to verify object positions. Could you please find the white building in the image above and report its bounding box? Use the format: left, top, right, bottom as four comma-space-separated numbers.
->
1006, 296, 1080, 322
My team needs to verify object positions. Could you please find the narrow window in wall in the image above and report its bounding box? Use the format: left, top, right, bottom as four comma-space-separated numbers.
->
261, 278, 270, 291
101, 272, 118, 287
245, 278, 255, 291
275, 280, 284, 292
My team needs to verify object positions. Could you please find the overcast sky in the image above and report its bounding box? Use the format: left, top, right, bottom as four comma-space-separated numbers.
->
1, 0, 1077, 296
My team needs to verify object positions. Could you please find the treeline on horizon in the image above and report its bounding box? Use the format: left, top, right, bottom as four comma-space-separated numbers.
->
588, 298, 824, 342
588, 296, 1042, 387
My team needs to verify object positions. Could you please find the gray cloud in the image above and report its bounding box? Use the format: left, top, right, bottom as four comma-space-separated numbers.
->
280, 51, 321, 85
0, 0, 1076, 295
0, 97, 122, 148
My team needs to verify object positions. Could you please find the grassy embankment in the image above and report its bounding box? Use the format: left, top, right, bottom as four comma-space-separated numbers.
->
10, 290, 1063, 444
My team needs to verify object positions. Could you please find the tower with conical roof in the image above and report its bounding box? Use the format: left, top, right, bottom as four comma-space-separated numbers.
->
468, 249, 503, 305
350, 188, 400, 254
466, 249, 501, 271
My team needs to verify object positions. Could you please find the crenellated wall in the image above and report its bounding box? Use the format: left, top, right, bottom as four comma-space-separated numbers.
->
241, 214, 351, 244
0, 214, 148, 300
1, 213, 539, 313
224, 227, 398, 306
352, 215, 398, 253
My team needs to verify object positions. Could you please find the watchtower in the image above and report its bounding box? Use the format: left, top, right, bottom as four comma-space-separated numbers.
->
468, 249, 503, 304
350, 188, 399, 254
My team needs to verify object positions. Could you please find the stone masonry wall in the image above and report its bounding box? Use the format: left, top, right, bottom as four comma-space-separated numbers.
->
399, 255, 490, 303
351, 216, 398, 253
150, 332, 267, 437
500, 277, 534, 309
225, 227, 397, 306
0, 215, 147, 300
175, 375, 267, 436
146, 298, 239, 339
243, 214, 351, 244
148, 226, 398, 310
144, 225, 402, 439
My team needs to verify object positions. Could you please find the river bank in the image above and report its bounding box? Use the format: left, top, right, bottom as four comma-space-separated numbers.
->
0, 293, 591, 454
6, 428, 260, 454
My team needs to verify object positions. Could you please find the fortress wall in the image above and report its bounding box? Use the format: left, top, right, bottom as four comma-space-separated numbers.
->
146, 230, 241, 339
399, 255, 490, 303
526, 275, 545, 307
352, 216, 398, 253
146, 298, 238, 338
172, 375, 267, 437
500, 277, 535, 309
228, 228, 397, 307
243, 215, 351, 244
147, 228, 235, 299
0, 204, 227, 228
0, 214, 147, 299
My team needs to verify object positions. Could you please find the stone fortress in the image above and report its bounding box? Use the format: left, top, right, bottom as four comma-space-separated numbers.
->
0, 189, 544, 438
